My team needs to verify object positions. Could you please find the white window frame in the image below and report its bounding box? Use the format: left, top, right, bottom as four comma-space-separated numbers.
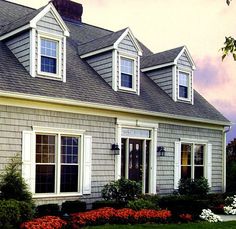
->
37, 32, 62, 80
24, 127, 88, 198
177, 70, 191, 102
174, 139, 212, 189
119, 54, 137, 92
180, 142, 207, 179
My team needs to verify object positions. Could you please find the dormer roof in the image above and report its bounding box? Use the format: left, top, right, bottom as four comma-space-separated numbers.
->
79, 27, 142, 58
141, 46, 196, 72
0, 2, 70, 40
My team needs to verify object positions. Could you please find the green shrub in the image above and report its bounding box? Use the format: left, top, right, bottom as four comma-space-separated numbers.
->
92, 200, 126, 210
19, 201, 35, 223
178, 177, 209, 195
101, 178, 142, 203
158, 195, 209, 220
0, 157, 32, 202
127, 198, 157, 210
61, 200, 86, 214
36, 204, 60, 217
0, 199, 20, 227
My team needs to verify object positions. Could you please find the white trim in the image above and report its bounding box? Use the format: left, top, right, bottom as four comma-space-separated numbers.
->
172, 65, 177, 101
191, 70, 194, 105
63, 36, 67, 82
0, 90, 230, 126
137, 56, 140, 95
222, 130, 227, 192
151, 127, 157, 194
115, 124, 122, 180
30, 3, 70, 37
117, 119, 159, 128
0, 24, 30, 41
180, 138, 208, 144
119, 54, 137, 92
80, 46, 114, 59
112, 49, 118, 91
33, 126, 85, 135
141, 62, 174, 72
174, 46, 196, 70
177, 69, 192, 102
114, 28, 142, 56
30, 28, 36, 77
37, 32, 62, 80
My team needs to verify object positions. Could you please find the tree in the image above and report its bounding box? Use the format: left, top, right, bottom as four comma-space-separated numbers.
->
222, 0, 236, 60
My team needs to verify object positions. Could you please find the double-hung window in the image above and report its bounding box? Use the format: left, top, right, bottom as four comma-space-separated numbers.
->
40, 38, 58, 74
181, 143, 205, 179
35, 133, 80, 194
120, 57, 135, 89
178, 71, 189, 99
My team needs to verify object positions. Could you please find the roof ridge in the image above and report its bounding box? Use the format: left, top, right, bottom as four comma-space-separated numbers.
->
79, 21, 114, 33
78, 27, 127, 46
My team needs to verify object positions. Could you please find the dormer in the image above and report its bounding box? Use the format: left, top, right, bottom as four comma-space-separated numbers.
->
0, 3, 70, 82
141, 46, 196, 104
79, 28, 142, 95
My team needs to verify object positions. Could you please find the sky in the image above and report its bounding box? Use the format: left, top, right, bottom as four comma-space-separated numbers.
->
9, 0, 236, 143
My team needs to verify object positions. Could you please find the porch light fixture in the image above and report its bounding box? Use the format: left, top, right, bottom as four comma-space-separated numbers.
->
157, 146, 165, 157
111, 144, 120, 155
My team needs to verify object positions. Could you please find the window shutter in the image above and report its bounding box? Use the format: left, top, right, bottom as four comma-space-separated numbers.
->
206, 143, 212, 187
174, 141, 181, 189
83, 135, 92, 194
22, 131, 35, 193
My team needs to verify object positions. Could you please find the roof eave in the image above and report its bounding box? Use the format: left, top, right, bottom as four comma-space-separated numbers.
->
141, 62, 174, 72
0, 90, 231, 127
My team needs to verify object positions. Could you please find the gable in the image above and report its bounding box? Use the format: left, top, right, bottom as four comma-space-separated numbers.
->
177, 50, 192, 70
118, 34, 138, 55
36, 11, 64, 36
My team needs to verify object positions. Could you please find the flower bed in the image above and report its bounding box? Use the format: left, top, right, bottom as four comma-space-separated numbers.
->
20, 216, 67, 229
71, 207, 171, 227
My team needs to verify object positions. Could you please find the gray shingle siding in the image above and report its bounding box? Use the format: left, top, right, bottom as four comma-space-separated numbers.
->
118, 35, 138, 55
36, 11, 63, 36
157, 123, 223, 194
0, 105, 116, 205
146, 67, 173, 98
6, 31, 30, 72
86, 52, 113, 87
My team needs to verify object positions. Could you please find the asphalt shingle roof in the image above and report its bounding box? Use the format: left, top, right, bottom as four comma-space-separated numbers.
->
0, 0, 229, 124
141, 46, 184, 69
78, 28, 126, 55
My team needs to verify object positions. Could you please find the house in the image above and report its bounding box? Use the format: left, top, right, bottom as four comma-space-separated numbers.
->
0, 0, 231, 205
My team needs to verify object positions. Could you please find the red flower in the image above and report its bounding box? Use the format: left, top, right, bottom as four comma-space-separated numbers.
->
179, 213, 192, 222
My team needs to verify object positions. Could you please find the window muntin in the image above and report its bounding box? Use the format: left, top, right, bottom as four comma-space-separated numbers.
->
36, 134, 56, 193
40, 38, 58, 74
179, 71, 189, 99
181, 143, 204, 179
35, 134, 81, 194
120, 57, 134, 89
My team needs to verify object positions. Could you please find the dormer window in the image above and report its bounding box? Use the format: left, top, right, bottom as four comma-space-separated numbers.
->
38, 34, 62, 79
119, 56, 136, 91
178, 71, 190, 100
41, 38, 58, 74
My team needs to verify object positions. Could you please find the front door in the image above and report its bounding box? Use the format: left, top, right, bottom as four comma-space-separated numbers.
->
128, 139, 142, 182
121, 138, 150, 193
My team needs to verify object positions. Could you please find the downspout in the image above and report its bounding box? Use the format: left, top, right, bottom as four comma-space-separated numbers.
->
223, 126, 231, 192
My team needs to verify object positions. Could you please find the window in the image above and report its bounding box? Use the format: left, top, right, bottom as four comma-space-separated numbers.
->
181, 143, 204, 179
179, 71, 189, 99
120, 57, 134, 89
40, 38, 58, 74
35, 134, 80, 194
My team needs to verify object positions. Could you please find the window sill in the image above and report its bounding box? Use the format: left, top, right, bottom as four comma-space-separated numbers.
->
118, 86, 137, 93
37, 73, 63, 81
33, 192, 83, 199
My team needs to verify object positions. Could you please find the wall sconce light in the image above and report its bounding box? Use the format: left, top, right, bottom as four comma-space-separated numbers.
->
111, 144, 120, 155
157, 146, 165, 156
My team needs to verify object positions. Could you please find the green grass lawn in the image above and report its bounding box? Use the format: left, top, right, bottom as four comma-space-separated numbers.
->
84, 221, 236, 229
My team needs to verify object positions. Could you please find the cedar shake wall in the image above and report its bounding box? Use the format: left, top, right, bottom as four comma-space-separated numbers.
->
0, 105, 116, 205
156, 123, 223, 194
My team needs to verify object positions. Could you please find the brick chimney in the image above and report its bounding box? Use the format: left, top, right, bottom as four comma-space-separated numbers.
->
51, 0, 83, 22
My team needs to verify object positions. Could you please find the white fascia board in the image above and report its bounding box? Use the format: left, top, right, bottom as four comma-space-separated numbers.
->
0, 90, 231, 127
30, 3, 70, 37
80, 46, 114, 58
0, 24, 30, 41
174, 46, 196, 70
141, 62, 174, 72
114, 27, 143, 56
